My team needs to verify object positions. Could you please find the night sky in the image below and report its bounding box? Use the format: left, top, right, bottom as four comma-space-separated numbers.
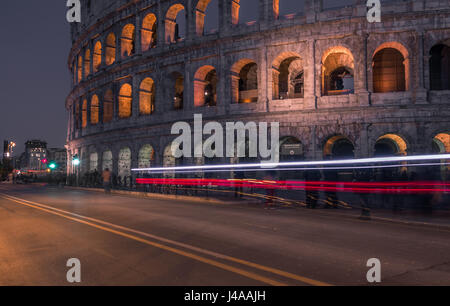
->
0, 0, 346, 157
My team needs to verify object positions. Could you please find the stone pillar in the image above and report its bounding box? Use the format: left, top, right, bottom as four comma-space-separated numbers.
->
230, 74, 240, 104
132, 75, 140, 118
135, 15, 142, 56
157, 1, 165, 46
184, 63, 194, 111
304, 39, 317, 109
185, 0, 194, 42
113, 83, 119, 121
305, 0, 320, 24
415, 30, 428, 104
272, 68, 280, 100
356, 32, 370, 106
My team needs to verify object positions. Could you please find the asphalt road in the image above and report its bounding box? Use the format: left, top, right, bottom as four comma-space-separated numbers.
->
0, 184, 449, 286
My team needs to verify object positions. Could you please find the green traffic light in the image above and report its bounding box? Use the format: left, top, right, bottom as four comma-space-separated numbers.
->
49, 163, 57, 169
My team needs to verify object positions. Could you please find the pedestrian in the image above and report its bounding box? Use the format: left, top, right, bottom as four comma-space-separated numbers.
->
305, 167, 321, 209
102, 168, 112, 194
323, 155, 339, 208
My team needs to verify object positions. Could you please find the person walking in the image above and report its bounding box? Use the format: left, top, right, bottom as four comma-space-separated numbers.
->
102, 168, 112, 194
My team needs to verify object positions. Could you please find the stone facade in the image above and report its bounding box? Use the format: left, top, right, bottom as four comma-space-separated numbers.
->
66, 0, 450, 177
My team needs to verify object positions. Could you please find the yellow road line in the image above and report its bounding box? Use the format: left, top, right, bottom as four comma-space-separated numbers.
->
0, 193, 332, 286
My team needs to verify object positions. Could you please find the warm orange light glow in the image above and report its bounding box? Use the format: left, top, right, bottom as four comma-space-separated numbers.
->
106, 33, 116, 65
119, 83, 132, 118
90, 95, 99, 125
93, 41, 102, 72
139, 78, 155, 115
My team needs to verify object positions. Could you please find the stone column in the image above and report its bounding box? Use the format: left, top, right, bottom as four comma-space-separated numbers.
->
415, 30, 428, 104
304, 39, 317, 110
230, 73, 240, 104
356, 32, 370, 106
305, 0, 320, 24
184, 62, 194, 111
135, 15, 142, 56
272, 68, 280, 100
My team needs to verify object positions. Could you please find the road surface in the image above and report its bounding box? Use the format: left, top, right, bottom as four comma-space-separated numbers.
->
0, 184, 449, 286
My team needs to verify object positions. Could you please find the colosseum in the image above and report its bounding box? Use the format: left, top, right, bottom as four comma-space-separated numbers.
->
66, 0, 450, 181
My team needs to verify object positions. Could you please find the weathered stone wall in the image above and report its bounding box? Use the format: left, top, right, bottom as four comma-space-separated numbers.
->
66, 0, 450, 175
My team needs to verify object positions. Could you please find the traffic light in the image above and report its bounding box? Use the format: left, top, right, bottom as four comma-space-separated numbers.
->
48, 162, 57, 170
72, 154, 80, 166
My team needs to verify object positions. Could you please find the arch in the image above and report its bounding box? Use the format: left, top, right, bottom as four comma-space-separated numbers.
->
374, 134, 408, 156
231, 59, 258, 103
102, 150, 113, 171
430, 44, 450, 90
194, 65, 218, 107
277, 0, 304, 19
93, 41, 102, 72
118, 147, 132, 177
105, 33, 116, 65
372, 42, 409, 92
81, 99, 88, 128
142, 13, 157, 52
90, 95, 99, 125
170, 72, 184, 110
138, 144, 155, 168
118, 83, 132, 118
433, 133, 450, 153
272, 52, 303, 99
103, 89, 114, 123
84, 49, 91, 77
195, 0, 219, 36
323, 135, 355, 159
165, 4, 186, 43
89, 152, 98, 171
139, 77, 155, 115
322, 46, 354, 96
231, 0, 259, 25
77, 55, 83, 82
121, 24, 136, 58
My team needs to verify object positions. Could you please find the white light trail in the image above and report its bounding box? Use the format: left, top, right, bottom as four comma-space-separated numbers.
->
131, 154, 450, 172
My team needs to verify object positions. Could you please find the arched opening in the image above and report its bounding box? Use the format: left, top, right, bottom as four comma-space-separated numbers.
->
170, 72, 184, 110
105, 33, 116, 65
322, 47, 354, 96
81, 99, 88, 128
90, 95, 99, 125
324, 135, 355, 159
430, 44, 450, 90
165, 4, 186, 43
272, 53, 304, 99
231, 59, 258, 103
194, 65, 218, 107
163, 144, 177, 178
102, 151, 113, 171
103, 89, 114, 123
138, 145, 155, 169
84, 49, 91, 77
77, 55, 83, 82
373, 47, 407, 93
432, 133, 450, 153
276, 0, 305, 19
118, 83, 132, 119
196, 0, 219, 35
142, 13, 157, 52
118, 147, 132, 177
139, 78, 155, 115
374, 134, 408, 156
89, 152, 98, 171
432, 133, 450, 180
232, 0, 259, 25
93, 41, 102, 72
121, 24, 136, 58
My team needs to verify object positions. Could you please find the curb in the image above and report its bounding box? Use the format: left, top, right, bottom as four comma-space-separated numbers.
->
64, 186, 259, 205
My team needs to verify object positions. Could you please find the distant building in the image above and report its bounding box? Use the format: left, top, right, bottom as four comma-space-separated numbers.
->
21, 140, 48, 171
47, 148, 68, 174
